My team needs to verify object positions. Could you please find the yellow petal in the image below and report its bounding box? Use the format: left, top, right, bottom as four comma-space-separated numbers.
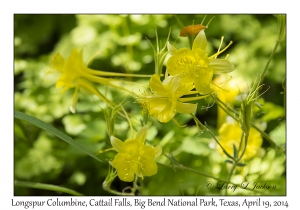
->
135, 125, 149, 145
194, 69, 213, 95
166, 48, 195, 76
140, 145, 156, 159
157, 108, 176, 123
51, 53, 65, 72
111, 153, 137, 182
149, 74, 166, 96
167, 41, 178, 55
117, 168, 135, 182
176, 101, 197, 114
110, 136, 125, 153
192, 30, 207, 52
140, 159, 158, 177
209, 59, 235, 74
123, 139, 139, 153
148, 98, 175, 123
111, 153, 127, 170
148, 98, 169, 116
154, 146, 162, 159
164, 76, 181, 93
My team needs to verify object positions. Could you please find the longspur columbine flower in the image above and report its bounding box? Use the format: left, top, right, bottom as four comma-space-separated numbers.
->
166, 30, 235, 95
51, 49, 149, 113
218, 121, 262, 160
137, 74, 197, 123
110, 125, 162, 182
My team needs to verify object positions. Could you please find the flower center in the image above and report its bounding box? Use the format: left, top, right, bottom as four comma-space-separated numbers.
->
176, 51, 209, 80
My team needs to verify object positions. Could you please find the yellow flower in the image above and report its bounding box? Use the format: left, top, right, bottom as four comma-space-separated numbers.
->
166, 30, 234, 94
110, 125, 162, 182
138, 74, 197, 123
51, 49, 132, 113
218, 122, 262, 160
212, 75, 248, 128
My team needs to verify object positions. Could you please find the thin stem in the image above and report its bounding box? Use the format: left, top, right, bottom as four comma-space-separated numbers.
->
86, 68, 152, 78
158, 162, 260, 193
190, 114, 234, 160
225, 132, 249, 196
131, 176, 139, 195
237, 133, 249, 162
260, 40, 280, 84
14, 181, 83, 196
212, 94, 285, 153
225, 161, 237, 196
103, 185, 134, 196
237, 134, 244, 155
178, 94, 210, 102
158, 162, 229, 184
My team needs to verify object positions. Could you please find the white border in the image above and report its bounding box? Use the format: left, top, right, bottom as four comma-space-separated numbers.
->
2, 0, 297, 209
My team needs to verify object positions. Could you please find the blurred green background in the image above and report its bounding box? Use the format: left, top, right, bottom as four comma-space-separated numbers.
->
14, 14, 286, 196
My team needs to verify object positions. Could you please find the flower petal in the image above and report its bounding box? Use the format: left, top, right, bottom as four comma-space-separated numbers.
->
141, 159, 158, 177
163, 75, 181, 93
192, 30, 207, 52
135, 125, 149, 145
111, 153, 127, 170
123, 139, 139, 153
149, 74, 167, 96
209, 59, 235, 74
110, 136, 125, 153
154, 146, 162, 159
166, 48, 195, 76
117, 170, 135, 182
51, 53, 65, 72
194, 68, 213, 94
176, 101, 197, 114
111, 153, 137, 182
140, 145, 156, 159
148, 98, 176, 123
167, 41, 178, 55
157, 107, 176, 123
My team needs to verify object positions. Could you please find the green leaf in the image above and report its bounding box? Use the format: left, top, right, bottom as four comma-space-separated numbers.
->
14, 110, 102, 162
181, 137, 211, 156
233, 144, 238, 158
14, 181, 83, 196
237, 163, 247, 167
269, 121, 286, 145
225, 160, 233, 164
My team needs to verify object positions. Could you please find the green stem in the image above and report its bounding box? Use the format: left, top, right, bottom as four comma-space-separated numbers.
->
158, 162, 260, 193
14, 181, 83, 196
190, 114, 234, 160
225, 132, 248, 195
158, 162, 225, 183
238, 133, 249, 162
225, 161, 237, 195
260, 40, 280, 84
212, 94, 285, 153
102, 171, 134, 196
86, 68, 152, 78
103, 185, 134, 196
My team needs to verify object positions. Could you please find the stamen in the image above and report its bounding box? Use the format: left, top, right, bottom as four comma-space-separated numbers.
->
205, 16, 215, 28
216, 36, 224, 59
209, 40, 233, 59
178, 94, 210, 102
200, 15, 207, 25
